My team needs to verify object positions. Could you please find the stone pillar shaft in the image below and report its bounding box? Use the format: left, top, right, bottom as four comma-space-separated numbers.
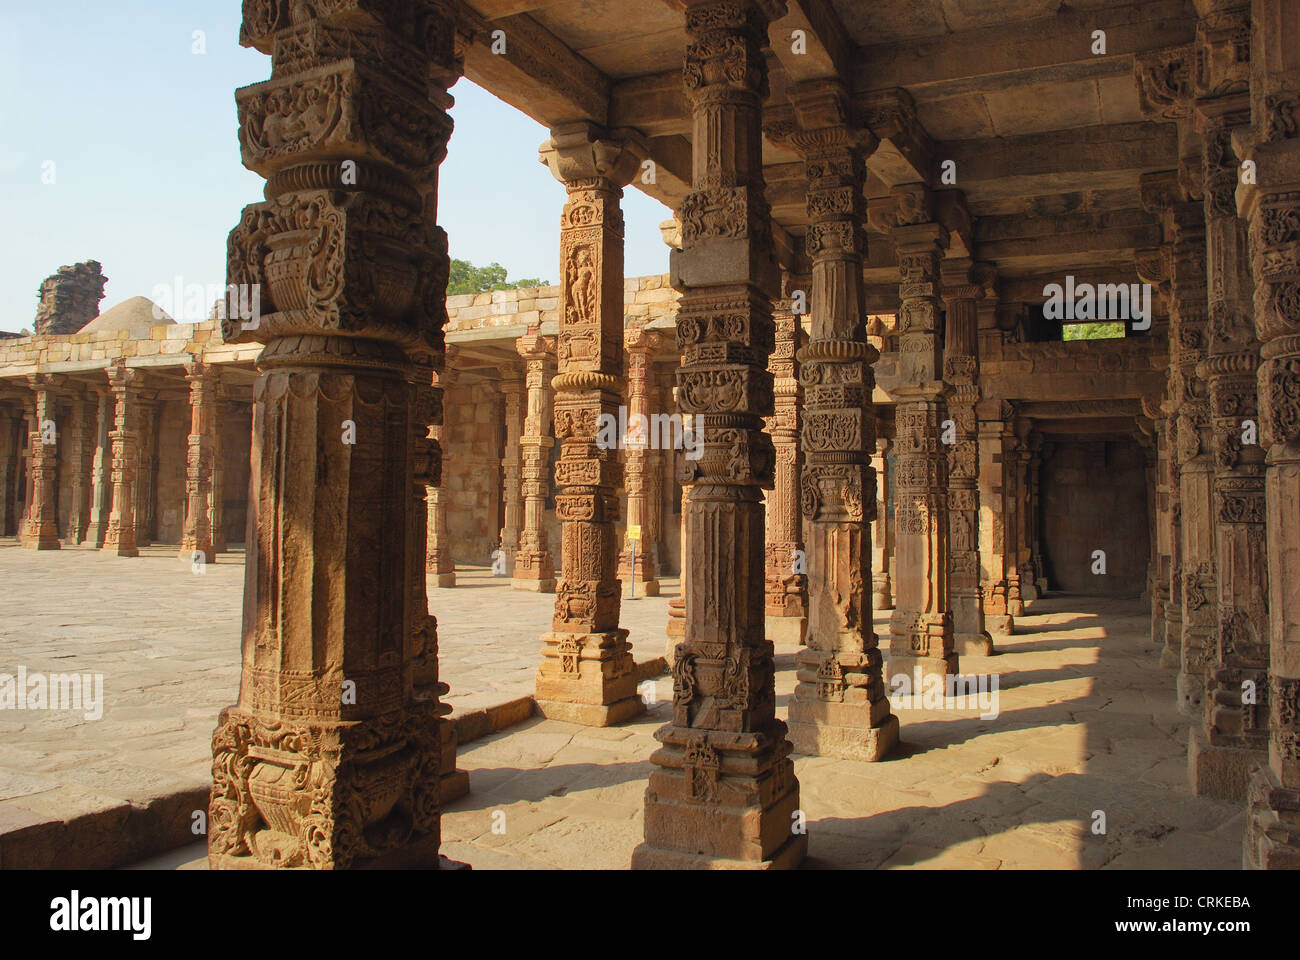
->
0, 407, 18, 537
179, 362, 218, 563
513, 327, 556, 591
635, 0, 804, 871
84, 391, 111, 548
619, 324, 662, 596
943, 270, 992, 656
64, 393, 95, 546
207, 0, 460, 870
888, 204, 956, 685
534, 124, 643, 726
102, 364, 138, 558
764, 293, 807, 642
870, 435, 893, 612
500, 372, 524, 565
24, 376, 61, 550
427, 351, 457, 588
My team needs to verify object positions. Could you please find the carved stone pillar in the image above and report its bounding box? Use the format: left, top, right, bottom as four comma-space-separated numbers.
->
535, 123, 644, 727
64, 391, 95, 546
499, 368, 524, 567
209, 384, 227, 554
207, 1, 462, 870
764, 290, 807, 643
84, 391, 111, 548
888, 186, 957, 687
427, 349, 457, 588
1027, 436, 1049, 598
773, 83, 898, 762
1010, 419, 1038, 603
634, 0, 805, 871
942, 261, 993, 656
978, 411, 1016, 636
1189, 99, 1270, 800
1170, 201, 1217, 715
620, 321, 663, 597
133, 398, 159, 548
179, 361, 218, 563
870, 435, 893, 611
1242, 0, 1300, 867
23, 375, 61, 550
101, 364, 138, 557
513, 325, 557, 591
1001, 423, 1025, 618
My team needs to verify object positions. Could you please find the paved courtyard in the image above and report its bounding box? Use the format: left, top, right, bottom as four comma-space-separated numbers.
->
0, 541, 1243, 869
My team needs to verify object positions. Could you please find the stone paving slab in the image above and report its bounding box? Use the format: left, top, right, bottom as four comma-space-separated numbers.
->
139, 594, 1243, 870
0, 541, 672, 866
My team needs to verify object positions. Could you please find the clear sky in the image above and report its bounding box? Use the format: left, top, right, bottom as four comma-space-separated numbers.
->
0, 1, 671, 333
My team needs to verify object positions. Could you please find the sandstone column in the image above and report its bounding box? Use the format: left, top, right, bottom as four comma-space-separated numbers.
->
83, 390, 111, 548
634, 0, 805, 870
1187, 96, 1270, 799
620, 321, 663, 597
209, 383, 227, 554
1242, 0, 1300, 868
1027, 436, 1049, 597
942, 261, 993, 656
179, 360, 218, 564
764, 291, 808, 643
207, 0, 460, 869
23, 375, 61, 550
889, 185, 957, 686
499, 366, 524, 568
1000, 419, 1025, 618
535, 123, 644, 726
870, 435, 894, 611
513, 325, 557, 591
777, 81, 898, 761
978, 411, 1016, 636
427, 348, 457, 588
64, 391, 95, 546
101, 363, 138, 557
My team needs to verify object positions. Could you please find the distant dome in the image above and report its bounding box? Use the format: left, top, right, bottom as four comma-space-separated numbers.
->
79, 297, 174, 333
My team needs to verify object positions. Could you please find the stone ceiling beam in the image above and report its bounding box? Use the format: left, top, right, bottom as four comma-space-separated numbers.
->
860, 88, 936, 185
974, 208, 1163, 265
853, 0, 1195, 95
768, 0, 853, 84
943, 123, 1178, 185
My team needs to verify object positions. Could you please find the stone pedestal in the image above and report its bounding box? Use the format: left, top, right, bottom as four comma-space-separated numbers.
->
534, 125, 644, 727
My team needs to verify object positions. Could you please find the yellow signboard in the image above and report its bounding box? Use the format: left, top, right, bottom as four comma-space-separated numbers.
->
627, 524, 642, 541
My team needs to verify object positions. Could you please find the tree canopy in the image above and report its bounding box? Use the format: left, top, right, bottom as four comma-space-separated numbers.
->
447, 258, 549, 295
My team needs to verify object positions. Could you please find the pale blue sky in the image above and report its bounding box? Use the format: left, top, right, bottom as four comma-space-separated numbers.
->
0, 1, 671, 333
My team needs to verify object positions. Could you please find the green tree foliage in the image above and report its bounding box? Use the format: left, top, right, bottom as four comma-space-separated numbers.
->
1063, 321, 1125, 341
447, 258, 549, 295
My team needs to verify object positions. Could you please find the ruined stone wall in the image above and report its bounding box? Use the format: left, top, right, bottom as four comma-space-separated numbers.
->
33, 261, 107, 337
154, 397, 190, 543
443, 379, 503, 564
219, 403, 252, 546
1040, 439, 1150, 596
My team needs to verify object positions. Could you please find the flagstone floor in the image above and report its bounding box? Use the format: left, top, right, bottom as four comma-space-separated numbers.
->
0, 541, 1244, 869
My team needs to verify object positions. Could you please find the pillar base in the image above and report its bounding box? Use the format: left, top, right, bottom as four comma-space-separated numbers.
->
765, 615, 807, 646
1177, 674, 1205, 715
440, 719, 470, 804
1188, 726, 1264, 802
1008, 599, 1025, 617
534, 696, 645, 727
23, 537, 60, 550
1244, 764, 1300, 870
1160, 645, 1180, 670
886, 654, 959, 690
787, 698, 899, 762
103, 544, 138, 558
954, 632, 994, 657
430, 573, 456, 588
987, 615, 1014, 637
511, 577, 556, 592
635, 726, 805, 870
210, 841, 466, 871
535, 629, 643, 727
628, 579, 660, 598
632, 834, 807, 870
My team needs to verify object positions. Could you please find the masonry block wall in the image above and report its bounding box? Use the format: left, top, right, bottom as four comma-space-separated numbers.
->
154, 397, 189, 543
444, 380, 503, 564
1041, 440, 1150, 596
